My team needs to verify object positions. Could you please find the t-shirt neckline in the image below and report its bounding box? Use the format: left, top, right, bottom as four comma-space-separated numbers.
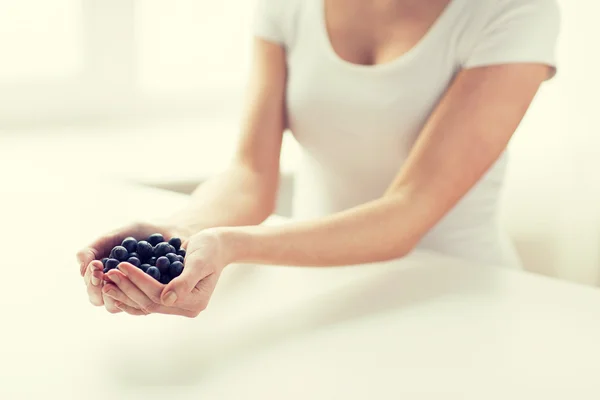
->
316, 0, 461, 72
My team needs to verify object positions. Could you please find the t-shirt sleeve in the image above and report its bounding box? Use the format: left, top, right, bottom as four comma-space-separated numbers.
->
252, 0, 285, 45
462, 0, 561, 79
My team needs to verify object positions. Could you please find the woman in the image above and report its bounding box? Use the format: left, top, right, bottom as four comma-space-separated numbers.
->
78, 0, 560, 317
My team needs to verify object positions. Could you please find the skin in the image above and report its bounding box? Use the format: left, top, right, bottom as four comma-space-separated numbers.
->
78, 0, 553, 317
77, 35, 286, 316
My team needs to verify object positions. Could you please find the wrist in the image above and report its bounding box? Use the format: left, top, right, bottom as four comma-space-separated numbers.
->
212, 226, 255, 266
170, 223, 196, 240
150, 216, 193, 239
156, 207, 213, 239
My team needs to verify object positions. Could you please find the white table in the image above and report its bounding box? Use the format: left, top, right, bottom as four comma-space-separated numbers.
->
2, 176, 600, 400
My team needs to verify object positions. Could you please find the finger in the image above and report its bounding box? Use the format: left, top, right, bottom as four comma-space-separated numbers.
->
159, 273, 219, 316
83, 261, 91, 286
117, 262, 164, 303
77, 238, 113, 277
194, 271, 220, 297
77, 247, 99, 277
102, 283, 141, 309
108, 264, 187, 315
181, 239, 190, 250
115, 301, 194, 317
86, 260, 104, 306
190, 272, 220, 310
76, 227, 134, 276
107, 268, 191, 316
102, 293, 123, 314
160, 254, 212, 306
105, 269, 160, 313
87, 260, 104, 287
114, 302, 149, 316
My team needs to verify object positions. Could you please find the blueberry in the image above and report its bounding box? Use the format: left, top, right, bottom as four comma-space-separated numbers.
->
176, 255, 184, 263
159, 272, 172, 285
166, 253, 179, 263
121, 237, 138, 253
148, 233, 164, 247
156, 256, 170, 274
176, 248, 186, 258
127, 257, 141, 267
136, 241, 153, 260
101, 257, 109, 267
166, 244, 176, 255
110, 246, 129, 261
139, 264, 150, 273
105, 258, 119, 271
149, 257, 157, 266
129, 252, 139, 259
169, 261, 184, 278
153, 242, 171, 257
103, 267, 110, 274
168, 237, 182, 251
146, 266, 161, 281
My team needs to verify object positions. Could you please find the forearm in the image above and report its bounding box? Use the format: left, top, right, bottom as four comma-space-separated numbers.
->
217, 65, 547, 268
222, 191, 425, 267
167, 163, 276, 237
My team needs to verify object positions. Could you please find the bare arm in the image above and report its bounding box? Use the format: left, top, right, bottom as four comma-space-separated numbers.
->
80, 39, 288, 312
221, 64, 552, 267
167, 39, 287, 236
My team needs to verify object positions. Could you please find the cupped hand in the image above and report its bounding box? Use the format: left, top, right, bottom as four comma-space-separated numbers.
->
102, 229, 233, 317
76, 222, 186, 314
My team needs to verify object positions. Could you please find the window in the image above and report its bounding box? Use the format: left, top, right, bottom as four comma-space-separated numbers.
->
0, 0, 257, 126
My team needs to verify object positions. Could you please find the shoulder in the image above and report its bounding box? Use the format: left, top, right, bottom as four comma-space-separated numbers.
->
253, 0, 305, 48
459, 0, 561, 75
471, 0, 560, 32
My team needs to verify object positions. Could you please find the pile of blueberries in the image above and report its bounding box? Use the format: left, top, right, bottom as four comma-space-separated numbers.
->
101, 233, 186, 284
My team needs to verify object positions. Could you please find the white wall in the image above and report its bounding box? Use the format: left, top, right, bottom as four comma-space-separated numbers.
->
500, 0, 600, 285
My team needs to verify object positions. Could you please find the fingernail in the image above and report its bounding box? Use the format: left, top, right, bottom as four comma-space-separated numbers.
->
118, 265, 128, 276
114, 302, 123, 309
163, 292, 177, 306
91, 275, 100, 286
108, 274, 120, 285
105, 289, 115, 297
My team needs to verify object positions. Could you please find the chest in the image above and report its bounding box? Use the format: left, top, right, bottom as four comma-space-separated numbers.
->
324, 0, 453, 66
283, 0, 464, 168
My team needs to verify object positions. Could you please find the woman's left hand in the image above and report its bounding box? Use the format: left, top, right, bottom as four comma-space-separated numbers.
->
103, 229, 233, 317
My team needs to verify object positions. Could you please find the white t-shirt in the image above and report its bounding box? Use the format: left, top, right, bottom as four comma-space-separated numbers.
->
253, 0, 560, 268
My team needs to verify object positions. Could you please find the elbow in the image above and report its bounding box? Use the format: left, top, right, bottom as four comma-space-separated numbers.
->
393, 231, 422, 259
392, 241, 417, 260
249, 189, 278, 224
255, 198, 277, 222
255, 173, 283, 221
372, 240, 418, 265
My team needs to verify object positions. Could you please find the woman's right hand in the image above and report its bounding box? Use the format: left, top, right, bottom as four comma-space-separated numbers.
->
76, 222, 186, 313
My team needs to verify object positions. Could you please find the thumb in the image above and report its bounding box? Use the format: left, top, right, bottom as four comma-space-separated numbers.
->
161, 258, 211, 306
77, 229, 129, 276
76, 247, 100, 277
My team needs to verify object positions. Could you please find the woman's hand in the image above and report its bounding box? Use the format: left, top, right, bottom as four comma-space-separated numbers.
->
76, 222, 186, 314
102, 229, 234, 317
